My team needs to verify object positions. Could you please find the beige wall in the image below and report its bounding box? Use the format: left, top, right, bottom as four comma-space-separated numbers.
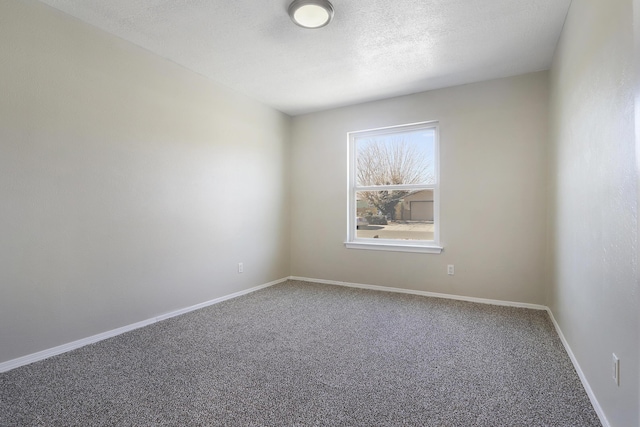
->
291, 72, 549, 304
548, 0, 640, 426
636, 0, 640, 421
0, 0, 291, 364
3, 2, 637, 423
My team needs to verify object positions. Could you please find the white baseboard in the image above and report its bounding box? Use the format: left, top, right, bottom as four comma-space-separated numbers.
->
154, 278, 286, 322
290, 275, 610, 426
546, 309, 610, 427
0, 317, 157, 374
1, 275, 610, 427
0, 277, 287, 373
288, 275, 548, 310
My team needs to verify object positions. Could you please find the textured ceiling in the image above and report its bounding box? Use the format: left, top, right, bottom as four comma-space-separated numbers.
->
37, 0, 572, 116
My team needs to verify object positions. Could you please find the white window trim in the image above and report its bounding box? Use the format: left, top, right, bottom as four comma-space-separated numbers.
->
345, 121, 442, 254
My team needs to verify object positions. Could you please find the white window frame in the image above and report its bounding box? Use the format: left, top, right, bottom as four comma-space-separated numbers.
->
345, 121, 442, 254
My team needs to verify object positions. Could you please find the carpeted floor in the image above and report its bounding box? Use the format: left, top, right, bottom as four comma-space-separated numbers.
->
1, 280, 601, 426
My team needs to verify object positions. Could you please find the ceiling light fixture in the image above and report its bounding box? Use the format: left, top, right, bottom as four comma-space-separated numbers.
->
288, 0, 334, 29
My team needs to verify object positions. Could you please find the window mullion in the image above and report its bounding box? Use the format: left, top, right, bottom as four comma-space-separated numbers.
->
355, 184, 435, 192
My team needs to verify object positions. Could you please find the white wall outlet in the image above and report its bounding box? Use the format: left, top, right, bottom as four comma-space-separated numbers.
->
612, 353, 620, 386
447, 265, 454, 275
238, 262, 244, 273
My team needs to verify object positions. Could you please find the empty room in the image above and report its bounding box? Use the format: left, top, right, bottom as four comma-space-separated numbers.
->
1, 0, 639, 426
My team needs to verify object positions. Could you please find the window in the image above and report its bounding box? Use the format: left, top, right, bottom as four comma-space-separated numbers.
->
346, 121, 441, 253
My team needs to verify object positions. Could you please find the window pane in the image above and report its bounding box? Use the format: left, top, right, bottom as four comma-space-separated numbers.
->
356, 190, 435, 241
356, 128, 435, 187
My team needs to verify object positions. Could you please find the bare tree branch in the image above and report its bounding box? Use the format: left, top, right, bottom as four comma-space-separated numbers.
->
357, 138, 432, 219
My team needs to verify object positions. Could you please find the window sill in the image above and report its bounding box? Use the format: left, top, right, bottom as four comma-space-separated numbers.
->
344, 241, 443, 254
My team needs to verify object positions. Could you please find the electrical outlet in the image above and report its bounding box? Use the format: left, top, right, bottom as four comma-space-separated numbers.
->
447, 265, 454, 275
612, 353, 620, 386
238, 262, 244, 273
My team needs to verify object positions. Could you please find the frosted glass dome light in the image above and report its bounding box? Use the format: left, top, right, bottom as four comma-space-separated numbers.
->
288, 0, 334, 29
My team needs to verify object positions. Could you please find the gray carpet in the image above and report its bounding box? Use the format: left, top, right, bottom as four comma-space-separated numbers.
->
1, 280, 601, 426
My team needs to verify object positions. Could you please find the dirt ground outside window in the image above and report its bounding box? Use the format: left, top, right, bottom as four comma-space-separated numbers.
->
356, 220, 434, 241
